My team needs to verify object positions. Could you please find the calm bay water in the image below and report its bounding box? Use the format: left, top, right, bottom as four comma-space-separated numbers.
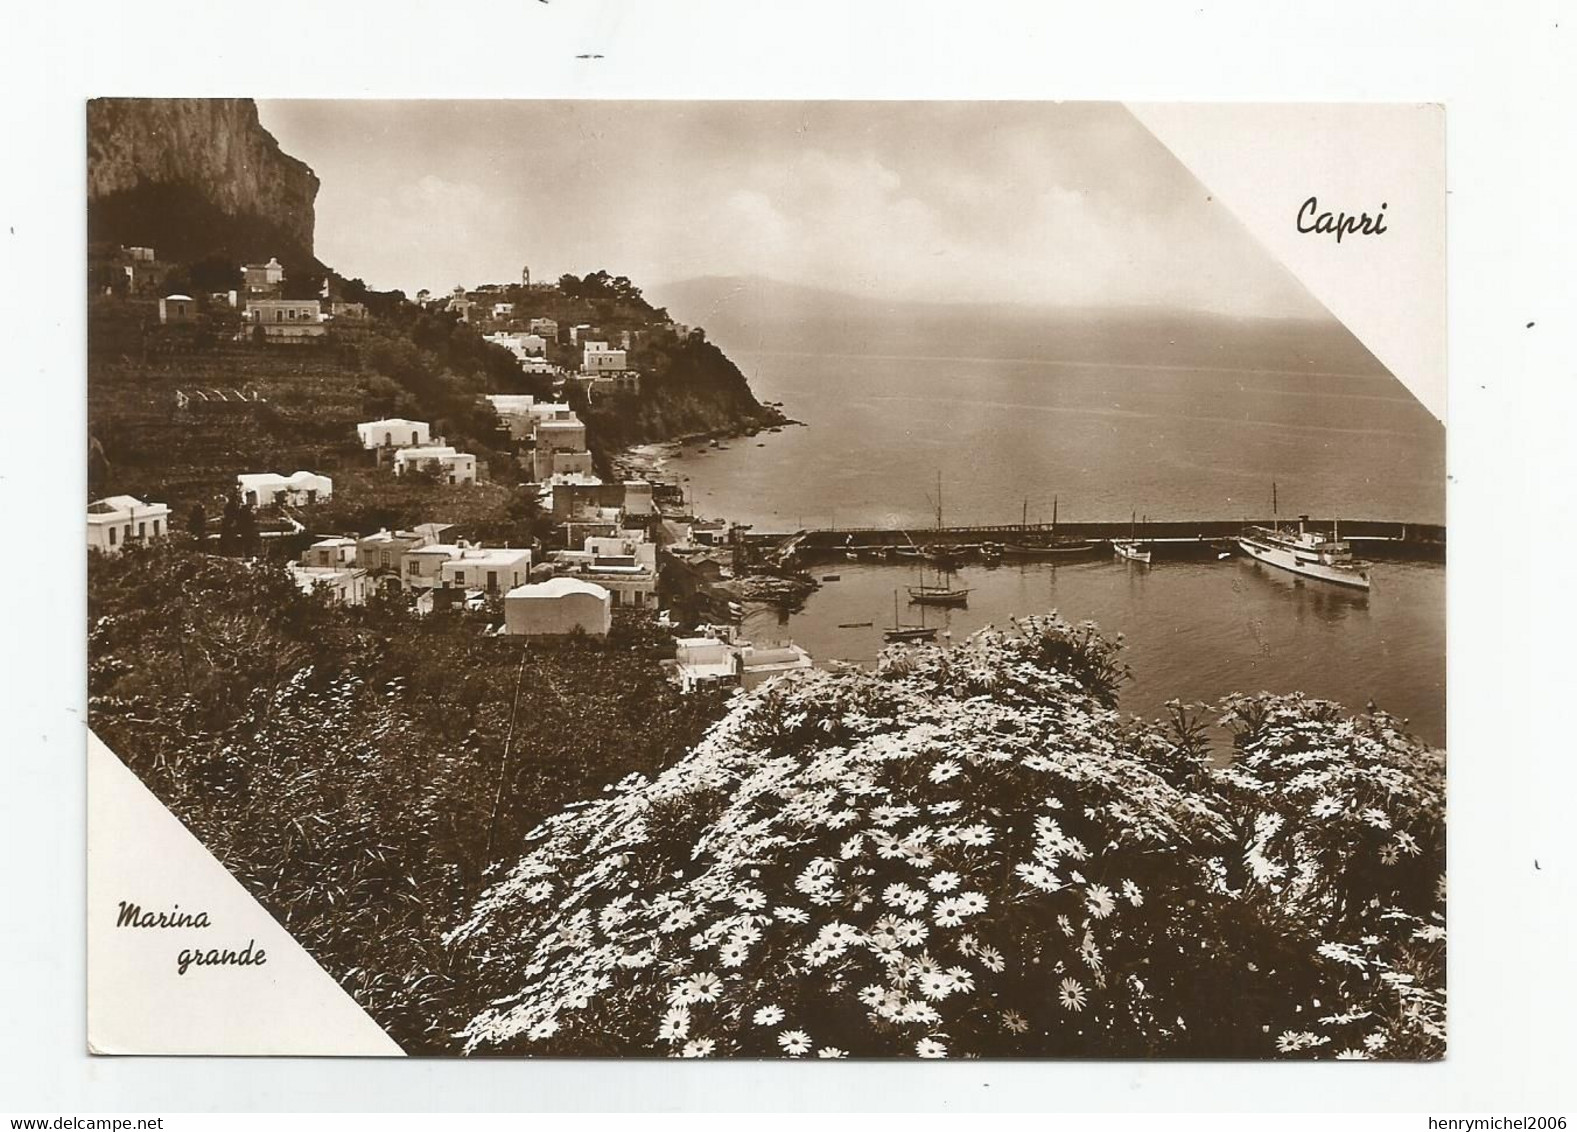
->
743, 557, 1445, 748
673, 349, 1446, 745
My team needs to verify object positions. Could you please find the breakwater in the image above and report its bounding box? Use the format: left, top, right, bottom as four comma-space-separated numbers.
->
748, 519, 1445, 563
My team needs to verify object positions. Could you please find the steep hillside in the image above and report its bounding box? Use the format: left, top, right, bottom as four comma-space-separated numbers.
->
88, 98, 320, 269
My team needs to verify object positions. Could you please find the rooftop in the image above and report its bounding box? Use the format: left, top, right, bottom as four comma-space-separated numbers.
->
506, 577, 610, 600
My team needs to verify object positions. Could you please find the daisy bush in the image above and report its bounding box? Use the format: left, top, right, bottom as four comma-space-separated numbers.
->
1211, 695, 1446, 1059
449, 615, 1446, 1058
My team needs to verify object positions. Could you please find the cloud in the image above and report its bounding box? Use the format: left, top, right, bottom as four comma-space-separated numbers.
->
265, 100, 1324, 318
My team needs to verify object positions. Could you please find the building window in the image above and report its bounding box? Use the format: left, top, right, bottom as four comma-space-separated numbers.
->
108, 527, 116, 546
152, 519, 161, 536
137, 522, 146, 539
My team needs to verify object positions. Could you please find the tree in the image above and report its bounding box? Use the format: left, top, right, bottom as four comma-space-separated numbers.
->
186, 502, 207, 541
187, 254, 241, 293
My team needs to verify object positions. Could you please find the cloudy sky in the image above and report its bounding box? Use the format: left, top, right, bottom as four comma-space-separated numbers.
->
258, 100, 1324, 318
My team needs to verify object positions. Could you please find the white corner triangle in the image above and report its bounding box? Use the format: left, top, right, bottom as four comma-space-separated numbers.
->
1128, 103, 1446, 424
87, 731, 405, 1056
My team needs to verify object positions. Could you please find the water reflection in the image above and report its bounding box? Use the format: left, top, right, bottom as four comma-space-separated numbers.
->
1234, 559, 1372, 625
736, 555, 1444, 746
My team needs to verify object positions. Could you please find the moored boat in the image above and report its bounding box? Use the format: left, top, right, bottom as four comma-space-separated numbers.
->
884, 590, 939, 642
1001, 539, 1102, 558
1237, 515, 1371, 590
1112, 539, 1152, 564
1112, 510, 1153, 564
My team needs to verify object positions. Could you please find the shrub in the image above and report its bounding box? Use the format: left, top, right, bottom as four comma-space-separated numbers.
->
447, 616, 1445, 1059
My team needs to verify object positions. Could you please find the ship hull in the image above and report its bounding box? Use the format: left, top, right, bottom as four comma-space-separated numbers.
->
1236, 537, 1371, 590
908, 588, 970, 607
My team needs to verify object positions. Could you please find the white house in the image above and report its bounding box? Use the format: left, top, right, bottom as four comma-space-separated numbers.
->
399, 543, 464, 590
236, 471, 332, 508
158, 294, 196, 324
87, 495, 170, 554
503, 578, 612, 637
392, 446, 477, 485
300, 536, 358, 569
288, 563, 371, 606
485, 395, 578, 442
582, 343, 628, 374
671, 635, 814, 694
551, 533, 659, 610
738, 642, 815, 690
356, 418, 432, 450
673, 635, 739, 693
437, 546, 533, 595
533, 417, 588, 454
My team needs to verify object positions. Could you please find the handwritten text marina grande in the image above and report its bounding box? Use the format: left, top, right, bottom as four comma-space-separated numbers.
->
115, 899, 268, 975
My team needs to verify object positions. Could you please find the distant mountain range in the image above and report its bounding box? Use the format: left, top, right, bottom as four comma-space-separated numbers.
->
649, 275, 1392, 378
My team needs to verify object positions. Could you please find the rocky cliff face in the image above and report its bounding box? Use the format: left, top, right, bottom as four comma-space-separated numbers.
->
88, 98, 319, 268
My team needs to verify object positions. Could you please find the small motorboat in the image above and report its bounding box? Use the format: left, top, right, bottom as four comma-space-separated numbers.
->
1112, 540, 1152, 564
1112, 512, 1152, 564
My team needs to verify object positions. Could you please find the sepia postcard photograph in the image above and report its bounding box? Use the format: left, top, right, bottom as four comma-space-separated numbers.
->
84, 96, 1446, 1061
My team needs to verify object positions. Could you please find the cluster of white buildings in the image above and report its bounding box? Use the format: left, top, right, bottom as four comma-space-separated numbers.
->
357, 417, 478, 486
483, 331, 556, 376
289, 526, 535, 610
484, 394, 597, 483
288, 521, 627, 641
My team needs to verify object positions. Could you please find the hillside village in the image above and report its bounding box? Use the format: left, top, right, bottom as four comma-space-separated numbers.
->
88, 245, 808, 693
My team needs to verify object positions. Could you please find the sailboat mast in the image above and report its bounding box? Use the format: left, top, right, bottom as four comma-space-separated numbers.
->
1053, 495, 1058, 534
1272, 481, 1278, 529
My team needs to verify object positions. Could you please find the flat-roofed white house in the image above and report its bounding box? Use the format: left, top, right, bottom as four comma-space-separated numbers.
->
356, 418, 432, 450
485, 395, 578, 441
534, 416, 588, 453
738, 642, 815, 690
669, 634, 813, 693
87, 495, 170, 554
300, 536, 358, 569
582, 343, 628, 374
236, 471, 333, 508
504, 578, 612, 638
355, 524, 446, 570
437, 546, 533, 595
673, 635, 739, 693
392, 446, 477, 484
399, 543, 464, 590
551, 533, 659, 610
288, 563, 371, 606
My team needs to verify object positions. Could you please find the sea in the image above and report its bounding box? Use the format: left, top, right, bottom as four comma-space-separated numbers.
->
664, 347, 1446, 747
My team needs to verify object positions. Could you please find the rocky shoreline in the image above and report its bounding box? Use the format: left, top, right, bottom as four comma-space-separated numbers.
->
611, 404, 803, 484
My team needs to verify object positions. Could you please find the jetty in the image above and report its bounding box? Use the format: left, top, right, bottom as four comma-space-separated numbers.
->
743, 518, 1444, 564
